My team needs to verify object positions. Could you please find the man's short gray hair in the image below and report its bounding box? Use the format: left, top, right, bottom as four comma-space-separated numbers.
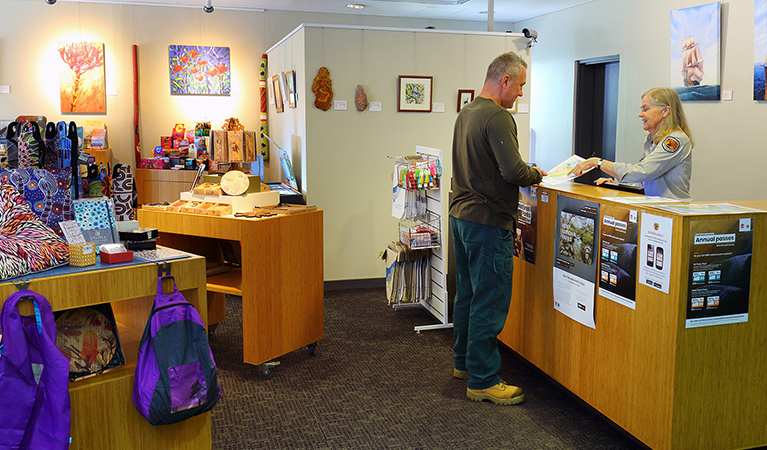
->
484, 51, 527, 84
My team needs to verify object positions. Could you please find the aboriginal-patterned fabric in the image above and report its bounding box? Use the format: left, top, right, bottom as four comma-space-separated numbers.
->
0, 168, 73, 237
0, 184, 69, 280
55, 304, 125, 381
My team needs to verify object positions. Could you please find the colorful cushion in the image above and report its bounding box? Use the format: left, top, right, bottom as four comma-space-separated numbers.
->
0, 184, 69, 280
0, 168, 74, 236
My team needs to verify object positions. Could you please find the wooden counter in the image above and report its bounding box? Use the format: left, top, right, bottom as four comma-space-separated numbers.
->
0, 255, 210, 450
135, 168, 198, 205
499, 183, 767, 450
137, 209, 324, 369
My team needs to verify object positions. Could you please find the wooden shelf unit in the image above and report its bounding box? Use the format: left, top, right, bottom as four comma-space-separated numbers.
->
499, 183, 767, 450
0, 256, 211, 450
138, 208, 324, 367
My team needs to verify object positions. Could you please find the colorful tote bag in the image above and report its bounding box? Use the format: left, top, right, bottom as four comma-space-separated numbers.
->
43, 122, 60, 172
17, 121, 45, 169
112, 164, 134, 221
72, 197, 119, 253
0, 184, 69, 280
133, 276, 221, 425
0, 290, 71, 450
0, 168, 74, 237
4, 122, 19, 169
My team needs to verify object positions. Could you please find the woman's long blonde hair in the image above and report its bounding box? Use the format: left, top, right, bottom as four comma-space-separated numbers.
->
643, 87, 694, 146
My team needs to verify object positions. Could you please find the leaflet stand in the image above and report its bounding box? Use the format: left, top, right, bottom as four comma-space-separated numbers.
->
391, 146, 452, 333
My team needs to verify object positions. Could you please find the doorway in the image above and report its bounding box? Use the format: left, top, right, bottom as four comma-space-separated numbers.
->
573, 56, 619, 185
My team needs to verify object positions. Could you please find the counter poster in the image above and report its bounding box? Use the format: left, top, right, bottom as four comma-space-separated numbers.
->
598, 205, 639, 309
638, 212, 673, 294
553, 194, 600, 329
513, 186, 537, 264
686, 218, 753, 328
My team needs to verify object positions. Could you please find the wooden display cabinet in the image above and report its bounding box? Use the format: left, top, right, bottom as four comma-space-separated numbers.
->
137, 208, 324, 377
0, 255, 211, 450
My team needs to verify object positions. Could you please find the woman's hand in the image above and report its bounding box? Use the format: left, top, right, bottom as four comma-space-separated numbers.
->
568, 157, 598, 176
594, 177, 615, 186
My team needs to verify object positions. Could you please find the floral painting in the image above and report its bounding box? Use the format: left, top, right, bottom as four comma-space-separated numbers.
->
169, 45, 230, 95
670, 2, 721, 101
58, 42, 106, 113
755, 0, 767, 100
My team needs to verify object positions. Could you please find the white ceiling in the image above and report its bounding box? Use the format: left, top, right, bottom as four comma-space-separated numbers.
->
62, 0, 593, 24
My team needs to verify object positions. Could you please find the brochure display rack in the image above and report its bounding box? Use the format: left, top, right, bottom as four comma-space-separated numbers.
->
499, 182, 767, 450
390, 146, 451, 332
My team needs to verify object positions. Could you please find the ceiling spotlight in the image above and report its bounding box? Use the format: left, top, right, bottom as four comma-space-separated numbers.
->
45, 0, 57, 4
203, 0, 214, 13
346, 4, 365, 9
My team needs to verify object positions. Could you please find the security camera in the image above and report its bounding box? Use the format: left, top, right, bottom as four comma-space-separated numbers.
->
45, 0, 57, 4
522, 28, 538, 40
203, 0, 214, 13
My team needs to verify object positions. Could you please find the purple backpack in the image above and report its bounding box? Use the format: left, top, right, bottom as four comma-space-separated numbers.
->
0, 290, 71, 449
133, 276, 221, 425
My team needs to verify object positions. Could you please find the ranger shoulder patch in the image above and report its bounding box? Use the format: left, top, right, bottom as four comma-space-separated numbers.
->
662, 136, 680, 152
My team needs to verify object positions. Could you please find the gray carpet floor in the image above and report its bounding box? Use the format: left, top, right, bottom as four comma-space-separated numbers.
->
208, 288, 649, 450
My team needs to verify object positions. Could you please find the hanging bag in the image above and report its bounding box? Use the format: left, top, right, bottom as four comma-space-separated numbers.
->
133, 276, 221, 425
0, 290, 71, 450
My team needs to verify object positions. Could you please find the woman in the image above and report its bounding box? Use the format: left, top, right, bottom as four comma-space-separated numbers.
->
570, 87, 693, 201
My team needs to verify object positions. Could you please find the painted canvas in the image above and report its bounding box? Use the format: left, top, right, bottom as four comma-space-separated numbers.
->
58, 42, 106, 113
670, 2, 721, 101
755, 0, 767, 100
169, 45, 230, 95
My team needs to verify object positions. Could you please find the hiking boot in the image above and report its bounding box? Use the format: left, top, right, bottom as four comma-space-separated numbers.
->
466, 381, 524, 405
453, 368, 468, 380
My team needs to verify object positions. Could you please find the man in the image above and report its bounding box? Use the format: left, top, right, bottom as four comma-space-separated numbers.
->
449, 51, 546, 405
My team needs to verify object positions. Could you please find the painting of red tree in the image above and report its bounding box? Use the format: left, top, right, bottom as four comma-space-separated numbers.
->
58, 42, 106, 113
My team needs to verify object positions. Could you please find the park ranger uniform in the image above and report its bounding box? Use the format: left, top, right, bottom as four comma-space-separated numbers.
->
613, 130, 692, 201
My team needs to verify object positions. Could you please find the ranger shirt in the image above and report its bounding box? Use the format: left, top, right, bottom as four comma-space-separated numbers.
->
612, 130, 692, 202
449, 97, 542, 231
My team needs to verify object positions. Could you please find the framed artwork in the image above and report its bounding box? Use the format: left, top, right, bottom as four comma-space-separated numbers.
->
755, 0, 767, 100
169, 45, 230, 95
286, 70, 297, 108
272, 74, 284, 113
670, 2, 721, 101
58, 42, 106, 113
397, 75, 433, 112
457, 89, 474, 112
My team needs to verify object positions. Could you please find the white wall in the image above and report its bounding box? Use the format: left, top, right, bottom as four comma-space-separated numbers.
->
518, 0, 767, 202
267, 24, 531, 281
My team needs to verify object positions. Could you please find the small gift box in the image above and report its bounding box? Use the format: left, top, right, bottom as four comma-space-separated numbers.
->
69, 243, 96, 267
99, 244, 134, 264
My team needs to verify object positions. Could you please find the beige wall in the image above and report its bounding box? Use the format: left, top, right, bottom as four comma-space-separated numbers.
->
518, 0, 767, 202
267, 24, 531, 281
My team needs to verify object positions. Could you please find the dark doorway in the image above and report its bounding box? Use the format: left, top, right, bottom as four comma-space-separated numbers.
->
573, 56, 619, 185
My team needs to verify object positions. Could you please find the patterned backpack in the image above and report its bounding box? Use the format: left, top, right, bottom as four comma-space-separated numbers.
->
133, 276, 221, 425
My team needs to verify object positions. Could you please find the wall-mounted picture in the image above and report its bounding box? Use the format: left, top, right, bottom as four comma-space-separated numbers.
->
272, 74, 284, 113
670, 2, 721, 101
457, 89, 474, 112
58, 42, 106, 113
755, 0, 767, 100
169, 45, 230, 95
398, 75, 433, 112
286, 70, 297, 108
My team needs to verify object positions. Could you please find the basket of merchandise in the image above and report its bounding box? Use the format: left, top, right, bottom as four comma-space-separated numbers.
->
399, 212, 441, 249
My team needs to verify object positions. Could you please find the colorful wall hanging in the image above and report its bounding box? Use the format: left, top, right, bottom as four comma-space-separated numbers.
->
259, 54, 269, 160
58, 42, 106, 113
169, 45, 230, 95
312, 67, 333, 111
